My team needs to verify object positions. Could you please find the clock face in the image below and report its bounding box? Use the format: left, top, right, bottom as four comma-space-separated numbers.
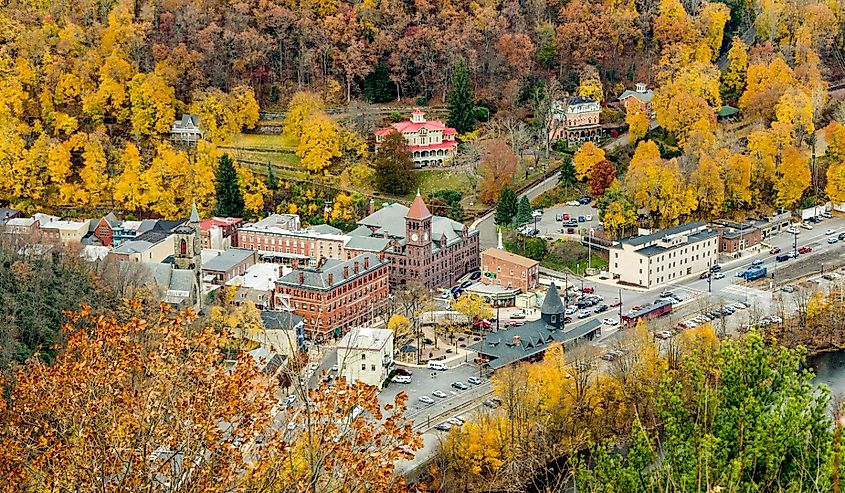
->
411, 233, 418, 241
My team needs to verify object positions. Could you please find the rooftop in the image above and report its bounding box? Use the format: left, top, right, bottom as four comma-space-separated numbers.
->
226, 262, 288, 291
202, 248, 256, 272
172, 114, 201, 131
261, 310, 304, 331
635, 229, 718, 257
5, 218, 37, 227
407, 191, 432, 220
277, 252, 385, 290
482, 248, 539, 268
470, 319, 602, 370
620, 222, 708, 247
338, 327, 393, 351
200, 217, 243, 231
356, 202, 473, 247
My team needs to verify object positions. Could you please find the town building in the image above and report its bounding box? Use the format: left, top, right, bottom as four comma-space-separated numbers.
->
201, 248, 258, 285
237, 215, 350, 265
92, 213, 121, 247
255, 310, 306, 357
170, 114, 203, 145
481, 247, 540, 293
337, 327, 394, 388
108, 227, 177, 264
274, 253, 389, 340
227, 263, 291, 310
146, 204, 203, 310
349, 192, 479, 290
713, 220, 762, 256
3, 217, 40, 237
373, 109, 458, 168
608, 222, 719, 288
35, 215, 91, 245
548, 96, 602, 144
200, 217, 243, 249
469, 283, 601, 369
618, 82, 655, 118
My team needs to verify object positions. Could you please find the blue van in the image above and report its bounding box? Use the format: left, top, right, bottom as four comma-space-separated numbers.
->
578, 216, 586, 223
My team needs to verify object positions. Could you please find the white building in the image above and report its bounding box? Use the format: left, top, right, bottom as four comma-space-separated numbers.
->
373, 109, 458, 168
226, 262, 291, 310
35, 214, 91, 244
608, 222, 719, 288
170, 114, 203, 145
337, 327, 394, 388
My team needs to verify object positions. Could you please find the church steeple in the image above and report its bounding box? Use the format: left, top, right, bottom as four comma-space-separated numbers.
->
189, 201, 200, 227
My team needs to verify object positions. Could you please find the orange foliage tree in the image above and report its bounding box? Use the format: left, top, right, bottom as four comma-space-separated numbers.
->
479, 140, 518, 204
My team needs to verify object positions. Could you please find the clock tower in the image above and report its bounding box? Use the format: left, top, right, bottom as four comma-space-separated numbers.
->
405, 190, 432, 286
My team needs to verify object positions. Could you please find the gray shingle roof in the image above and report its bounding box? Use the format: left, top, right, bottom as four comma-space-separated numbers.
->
621, 222, 707, 247
355, 202, 471, 246
541, 283, 564, 315
261, 310, 304, 330
344, 235, 390, 252
469, 319, 602, 370
619, 89, 654, 103
309, 223, 342, 235
202, 248, 255, 272
277, 253, 384, 290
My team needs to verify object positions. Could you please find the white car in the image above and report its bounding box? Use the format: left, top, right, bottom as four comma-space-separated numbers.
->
713, 272, 725, 279
827, 229, 836, 235
601, 318, 619, 326
565, 306, 578, 315
567, 200, 581, 206
532, 210, 543, 218
419, 395, 435, 404
392, 375, 411, 384
786, 226, 800, 234
585, 214, 593, 221
823, 211, 833, 218
801, 223, 814, 230
330, 364, 339, 372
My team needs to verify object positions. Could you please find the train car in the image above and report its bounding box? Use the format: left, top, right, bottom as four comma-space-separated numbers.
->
621, 299, 673, 327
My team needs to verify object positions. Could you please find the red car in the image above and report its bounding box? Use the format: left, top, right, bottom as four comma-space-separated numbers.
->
699, 271, 711, 279
563, 316, 572, 323
563, 213, 570, 220
581, 286, 594, 294
610, 299, 621, 308
769, 246, 781, 254
395, 368, 413, 376
798, 246, 813, 254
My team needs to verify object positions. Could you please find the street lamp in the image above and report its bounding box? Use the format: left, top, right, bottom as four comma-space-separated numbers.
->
588, 228, 594, 269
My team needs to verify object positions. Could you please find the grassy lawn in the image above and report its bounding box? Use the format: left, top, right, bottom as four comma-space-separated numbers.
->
227, 148, 300, 168
411, 169, 475, 200
229, 133, 299, 151
541, 255, 608, 276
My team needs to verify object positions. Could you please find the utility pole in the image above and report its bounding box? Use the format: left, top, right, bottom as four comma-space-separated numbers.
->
618, 288, 623, 321
793, 229, 798, 258
708, 272, 712, 293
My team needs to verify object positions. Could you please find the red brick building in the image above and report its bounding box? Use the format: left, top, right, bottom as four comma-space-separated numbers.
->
93, 213, 120, 247
713, 221, 762, 254
200, 217, 243, 249
480, 248, 540, 292
274, 253, 389, 340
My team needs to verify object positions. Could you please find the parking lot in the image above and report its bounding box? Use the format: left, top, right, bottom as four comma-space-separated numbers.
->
379, 363, 487, 417
534, 202, 602, 240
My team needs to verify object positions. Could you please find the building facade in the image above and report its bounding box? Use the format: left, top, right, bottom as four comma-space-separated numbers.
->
170, 114, 203, 145
237, 216, 349, 265
350, 193, 480, 290
200, 217, 243, 249
337, 327, 394, 388
481, 248, 540, 293
373, 109, 458, 168
37, 216, 91, 245
713, 221, 762, 255
227, 263, 290, 310
609, 222, 719, 288
274, 253, 389, 340
548, 96, 602, 144
201, 248, 258, 285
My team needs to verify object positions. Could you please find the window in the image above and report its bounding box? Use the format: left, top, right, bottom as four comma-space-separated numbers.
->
361, 364, 366, 371
371, 364, 376, 371
361, 354, 366, 360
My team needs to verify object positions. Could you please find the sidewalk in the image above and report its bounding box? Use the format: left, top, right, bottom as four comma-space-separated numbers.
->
397, 347, 474, 369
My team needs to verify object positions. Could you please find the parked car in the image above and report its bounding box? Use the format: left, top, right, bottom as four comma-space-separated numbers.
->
532, 210, 543, 218
447, 417, 464, 427
610, 299, 621, 307
602, 318, 619, 326
829, 237, 839, 244
563, 213, 570, 220
563, 316, 572, 323
483, 399, 501, 408
467, 376, 483, 385
801, 222, 814, 230
395, 367, 413, 376
838, 232, 845, 241
567, 200, 581, 206
660, 290, 674, 298
798, 246, 813, 254
435, 422, 452, 432
655, 330, 674, 340
555, 214, 562, 221
585, 214, 593, 221
392, 375, 411, 384
577, 310, 591, 319
827, 229, 837, 235
510, 312, 525, 319
776, 253, 791, 262
710, 264, 722, 272
823, 211, 834, 218
786, 226, 800, 234
451, 381, 469, 390
565, 306, 578, 315
752, 259, 764, 267
579, 197, 591, 205
419, 395, 435, 404
566, 227, 575, 234
699, 271, 711, 279
769, 246, 782, 254
713, 272, 725, 279
432, 390, 447, 398
578, 216, 586, 222
594, 304, 609, 313
581, 286, 594, 293
331, 364, 339, 372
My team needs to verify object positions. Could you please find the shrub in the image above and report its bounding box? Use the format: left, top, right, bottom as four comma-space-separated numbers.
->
416, 96, 429, 106
388, 110, 403, 123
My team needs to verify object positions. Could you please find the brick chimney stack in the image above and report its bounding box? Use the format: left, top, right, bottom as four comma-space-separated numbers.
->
354, 261, 359, 274
364, 257, 369, 269
278, 266, 285, 277
344, 266, 349, 278
299, 272, 304, 285
328, 273, 333, 285
368, 199, 375, 215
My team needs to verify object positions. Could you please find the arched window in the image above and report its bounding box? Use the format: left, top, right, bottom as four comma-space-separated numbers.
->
180, 239, 187, 255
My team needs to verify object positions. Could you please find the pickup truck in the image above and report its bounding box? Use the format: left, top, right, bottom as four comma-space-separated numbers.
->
798, 246, 813, 254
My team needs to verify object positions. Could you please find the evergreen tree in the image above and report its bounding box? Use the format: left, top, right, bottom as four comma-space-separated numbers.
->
495, 187, 518, 225
373, 132, 416, 195
515, 195, 532, 226
363, 63, 393, 103
559, 154, 576, 188
214, 154, 245, 217
266, 162, 278, 191
447, 59, 475, 134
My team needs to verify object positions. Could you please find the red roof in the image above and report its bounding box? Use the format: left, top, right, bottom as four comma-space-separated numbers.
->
200, 217, 243, 231
373, 119, 456, 136
406, 192, 432, 220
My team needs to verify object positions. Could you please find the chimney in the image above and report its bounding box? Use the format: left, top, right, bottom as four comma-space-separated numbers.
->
354, 261, 359, 274
364, 257, 369, 270
299, 272, 304, 285
344, 266, 349, 278
328, 273, 333, 285
278, 266, 284, 277
513, 335, 521, 345
368, 199, 375, 215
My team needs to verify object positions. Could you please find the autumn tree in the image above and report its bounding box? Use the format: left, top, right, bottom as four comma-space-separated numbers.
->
774, 146, 810, 208
721, 37, 748, 102
215, 154, 245, 217
284, 92, 324, 138
577, 65, 604, 102
297, 112, 343, 174
495, 187, 518, 225
374, 131, 416, 195
826, 121, 845, 163
625, 99, 649, 143
451, 293, 494, 326
189, 86, 260, 144
573, 141, 606, 181
598, 182, 637, 238
479, 140, 517, 204
690, 154, 725, 216
588, 160, 617, 196
515, 195, 533, 226
447, 59, 475, 134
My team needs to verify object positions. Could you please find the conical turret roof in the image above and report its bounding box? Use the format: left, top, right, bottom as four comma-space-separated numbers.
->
406, 189, 432, 220
541, 282, 564, 315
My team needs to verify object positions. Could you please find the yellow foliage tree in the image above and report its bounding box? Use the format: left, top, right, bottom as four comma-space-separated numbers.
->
690, 153, 725, 216
237, 165, 268, 216
654, 91, 716, 148
697, 2, 730, 62
825, 160, 845, 204
451, 293, 494, 324
653, 0, 696, 46
79, 135, 111, 206
626, 147, 697, 225
723, 152, 753, 207
573, 141, 606, 181
739, 57, 798, 122
775, 88, 814, 141
825, 121, 845, 163
127, 72, 176, 138
141, 142, 190, 217
625, 98, 649, 143
387, 314, 412, 341
190, 86, 260, 144
577, 65, 604, 102
297, 112, 342, 174
721, 37, 748, 99
774, 146, 810, 208
284, 91, 324, 139
192, 141, 220, 213
113, 142, 144, 211
329, 192, 359, 224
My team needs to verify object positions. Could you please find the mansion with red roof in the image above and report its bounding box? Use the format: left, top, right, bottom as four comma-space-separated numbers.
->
373, 109, 458, 168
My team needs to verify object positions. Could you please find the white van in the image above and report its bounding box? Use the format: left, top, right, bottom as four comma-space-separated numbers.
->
427, 361, 448, 371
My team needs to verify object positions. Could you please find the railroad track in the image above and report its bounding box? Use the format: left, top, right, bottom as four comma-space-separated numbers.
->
408, 388, 495, 432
